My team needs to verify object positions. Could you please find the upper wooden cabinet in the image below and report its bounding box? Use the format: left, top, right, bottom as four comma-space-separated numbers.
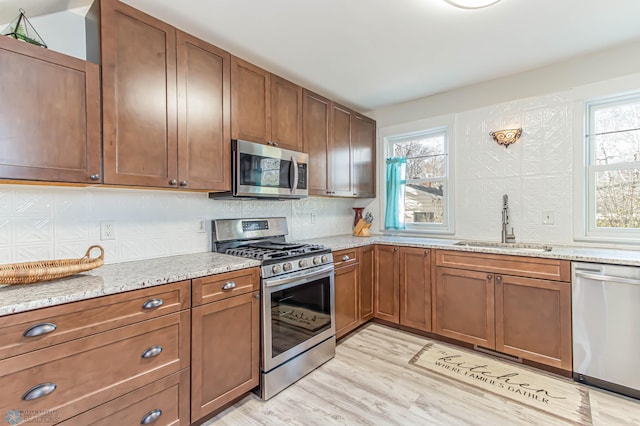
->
231, 57, 302, 151
98, 0, 231, 190
0, 37, 100, 184
303, 93, 376, 198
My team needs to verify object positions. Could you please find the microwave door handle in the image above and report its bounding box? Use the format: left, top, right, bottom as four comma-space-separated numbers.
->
290, 156, 299, 194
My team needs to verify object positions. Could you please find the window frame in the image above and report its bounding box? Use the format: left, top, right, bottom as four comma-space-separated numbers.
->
583, 92, 640, 242
382, 121, 454, 235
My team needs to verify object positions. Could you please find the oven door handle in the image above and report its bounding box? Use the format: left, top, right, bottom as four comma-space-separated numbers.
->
290, 155, 299, 195
264, 264, 334, 288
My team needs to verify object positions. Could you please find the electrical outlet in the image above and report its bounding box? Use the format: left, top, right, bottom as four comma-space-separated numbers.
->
100, 221, 116, 240
310, 213, 316, 224
197, 219, 206, 233
542, 210, 554, 225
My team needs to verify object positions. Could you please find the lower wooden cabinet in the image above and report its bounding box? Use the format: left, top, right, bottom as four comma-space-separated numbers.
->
434, 267, 495, 348
359, 245, 375, 323
399, 247, 432, 332
374, 245, 400, 323
191, 290, 260, 420
335, 262, 359, 339
495, 274, 572, 370
59, 369, 190, 426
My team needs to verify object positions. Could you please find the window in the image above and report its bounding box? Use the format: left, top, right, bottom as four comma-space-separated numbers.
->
386, 127, 452, 232
585, 93, 640, 239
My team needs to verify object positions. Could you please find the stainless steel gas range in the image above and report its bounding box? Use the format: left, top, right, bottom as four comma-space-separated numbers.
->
211, 217, 335, 400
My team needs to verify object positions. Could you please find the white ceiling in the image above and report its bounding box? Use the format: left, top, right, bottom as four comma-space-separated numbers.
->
4, 0, 640, 111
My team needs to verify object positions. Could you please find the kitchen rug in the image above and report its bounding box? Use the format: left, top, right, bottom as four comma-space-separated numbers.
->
409, 342, 592, 424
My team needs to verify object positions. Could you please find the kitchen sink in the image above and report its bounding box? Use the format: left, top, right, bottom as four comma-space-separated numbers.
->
453, 241, 552, 252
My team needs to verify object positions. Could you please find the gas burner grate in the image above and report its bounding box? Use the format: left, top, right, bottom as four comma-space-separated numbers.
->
225, 243, 327, 261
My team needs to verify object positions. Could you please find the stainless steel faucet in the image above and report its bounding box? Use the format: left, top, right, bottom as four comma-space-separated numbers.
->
501, 194, 516, 243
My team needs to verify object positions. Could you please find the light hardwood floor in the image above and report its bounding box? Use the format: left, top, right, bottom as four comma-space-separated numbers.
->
206, 323, 640, 425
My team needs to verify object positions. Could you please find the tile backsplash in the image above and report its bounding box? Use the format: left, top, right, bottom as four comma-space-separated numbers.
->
0, 185, 358, 264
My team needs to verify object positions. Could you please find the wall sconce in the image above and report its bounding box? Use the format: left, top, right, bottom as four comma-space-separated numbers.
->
490, 128, 522, 147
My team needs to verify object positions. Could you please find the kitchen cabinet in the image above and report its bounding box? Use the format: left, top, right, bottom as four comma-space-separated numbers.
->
0, 281, 191, 424
231, 57, 302, 151
374, 245, 400, 323
98, 0, 231, 190
303, 95, 377, 198
302, 90, 330, 195
190, 268, 260, 420
334, 249, 360, 339
0, 36, 100, 184
374, 245, 432, 331
399, 247, 432, 332
359, 245, 375, 323
434, 250, 572, 371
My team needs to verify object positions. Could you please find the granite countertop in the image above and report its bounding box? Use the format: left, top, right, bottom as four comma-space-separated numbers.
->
301, 235, 640, 266
0, 252, 260, 317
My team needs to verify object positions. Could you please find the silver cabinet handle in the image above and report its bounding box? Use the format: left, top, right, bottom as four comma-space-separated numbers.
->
22, 383, 56, 401
179, 181, 188, 187
169, 179, 177, 186
487, 274, 493, 280
393, 247, 398, 252
141, 346, 163, 359
90, 174, 100, 181
23, 322, 57, 337
142, 298, 164, 310
496, 275, 502, 281
341, 255, 349, 261
221, 281, 237, 291
140, 409, 162, 424
425, 250, 430, 255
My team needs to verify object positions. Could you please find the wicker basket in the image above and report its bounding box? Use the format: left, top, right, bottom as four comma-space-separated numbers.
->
0, 245, 104, 285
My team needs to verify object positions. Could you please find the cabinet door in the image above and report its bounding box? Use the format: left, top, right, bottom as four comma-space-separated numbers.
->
399, 247, 432, 332
495, 275, 572, 370
0, 37, 100, 183
352, 113, 376, 198
434, 267, 495, 348
191, 291, 259, 420
374, 245, 399, 323
302, 90, 330, 196
176, 31, 231, 191
358, 245, 375, 323
231, 56, 271, 145
335, 263, 359, 339
271, 75, 302, 151
328, 103, 353, 196
101, 0, 178, 187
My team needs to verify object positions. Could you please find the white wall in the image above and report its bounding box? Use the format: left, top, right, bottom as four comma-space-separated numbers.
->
371, 40, 640, 248
0, 185, 356, 264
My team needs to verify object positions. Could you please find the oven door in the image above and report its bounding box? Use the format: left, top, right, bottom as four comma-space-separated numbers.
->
262, 264, 335, 372
234, 139, 308, 198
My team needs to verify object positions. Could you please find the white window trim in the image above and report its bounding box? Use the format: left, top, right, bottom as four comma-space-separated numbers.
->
573, 87, 640, 244
378, 114, 455, 236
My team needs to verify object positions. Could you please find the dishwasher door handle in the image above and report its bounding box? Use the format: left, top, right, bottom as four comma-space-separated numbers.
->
574, 271, 640, 286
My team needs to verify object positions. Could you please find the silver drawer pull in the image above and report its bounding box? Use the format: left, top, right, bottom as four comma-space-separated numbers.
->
141, 346, 163, 359
221, 281, 236, 291
142, 298, 164, 310
341, 255, 349, 261
23, 322, 57, 337
140, 409, 162, 424
22, 383, 57, 401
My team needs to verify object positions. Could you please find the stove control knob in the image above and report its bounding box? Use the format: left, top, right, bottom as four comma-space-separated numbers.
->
321, 255, 328, 263
283, 262, 292, 272
271, 264, 282, 274
313, 257, 321, 265
299, 259, 308, 268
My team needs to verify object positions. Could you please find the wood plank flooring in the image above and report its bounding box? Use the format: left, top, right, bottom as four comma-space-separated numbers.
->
205, 323, 640, 425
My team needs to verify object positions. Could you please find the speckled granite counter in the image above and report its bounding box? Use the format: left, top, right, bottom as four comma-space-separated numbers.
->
300, 235, 640, 267
0, 252, 260, 317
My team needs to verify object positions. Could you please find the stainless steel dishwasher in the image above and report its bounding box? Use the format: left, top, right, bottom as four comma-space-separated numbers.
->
572, 262, 640, 399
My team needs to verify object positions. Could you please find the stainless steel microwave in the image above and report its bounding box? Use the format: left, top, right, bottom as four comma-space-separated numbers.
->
210, 139, 308, 199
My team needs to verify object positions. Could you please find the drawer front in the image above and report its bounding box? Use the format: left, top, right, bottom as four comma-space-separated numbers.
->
0, 280, 190, 361
435, 250, 570, 281
192, 268, 260, 306
0, 311, 190, 424
59, 369, 190, 426
333, 248, 358, 268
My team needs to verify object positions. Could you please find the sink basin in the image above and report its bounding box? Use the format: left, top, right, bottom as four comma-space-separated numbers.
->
454, 241, 552, 252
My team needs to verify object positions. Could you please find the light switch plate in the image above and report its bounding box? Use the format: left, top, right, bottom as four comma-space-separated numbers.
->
542, 210, 554, 225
